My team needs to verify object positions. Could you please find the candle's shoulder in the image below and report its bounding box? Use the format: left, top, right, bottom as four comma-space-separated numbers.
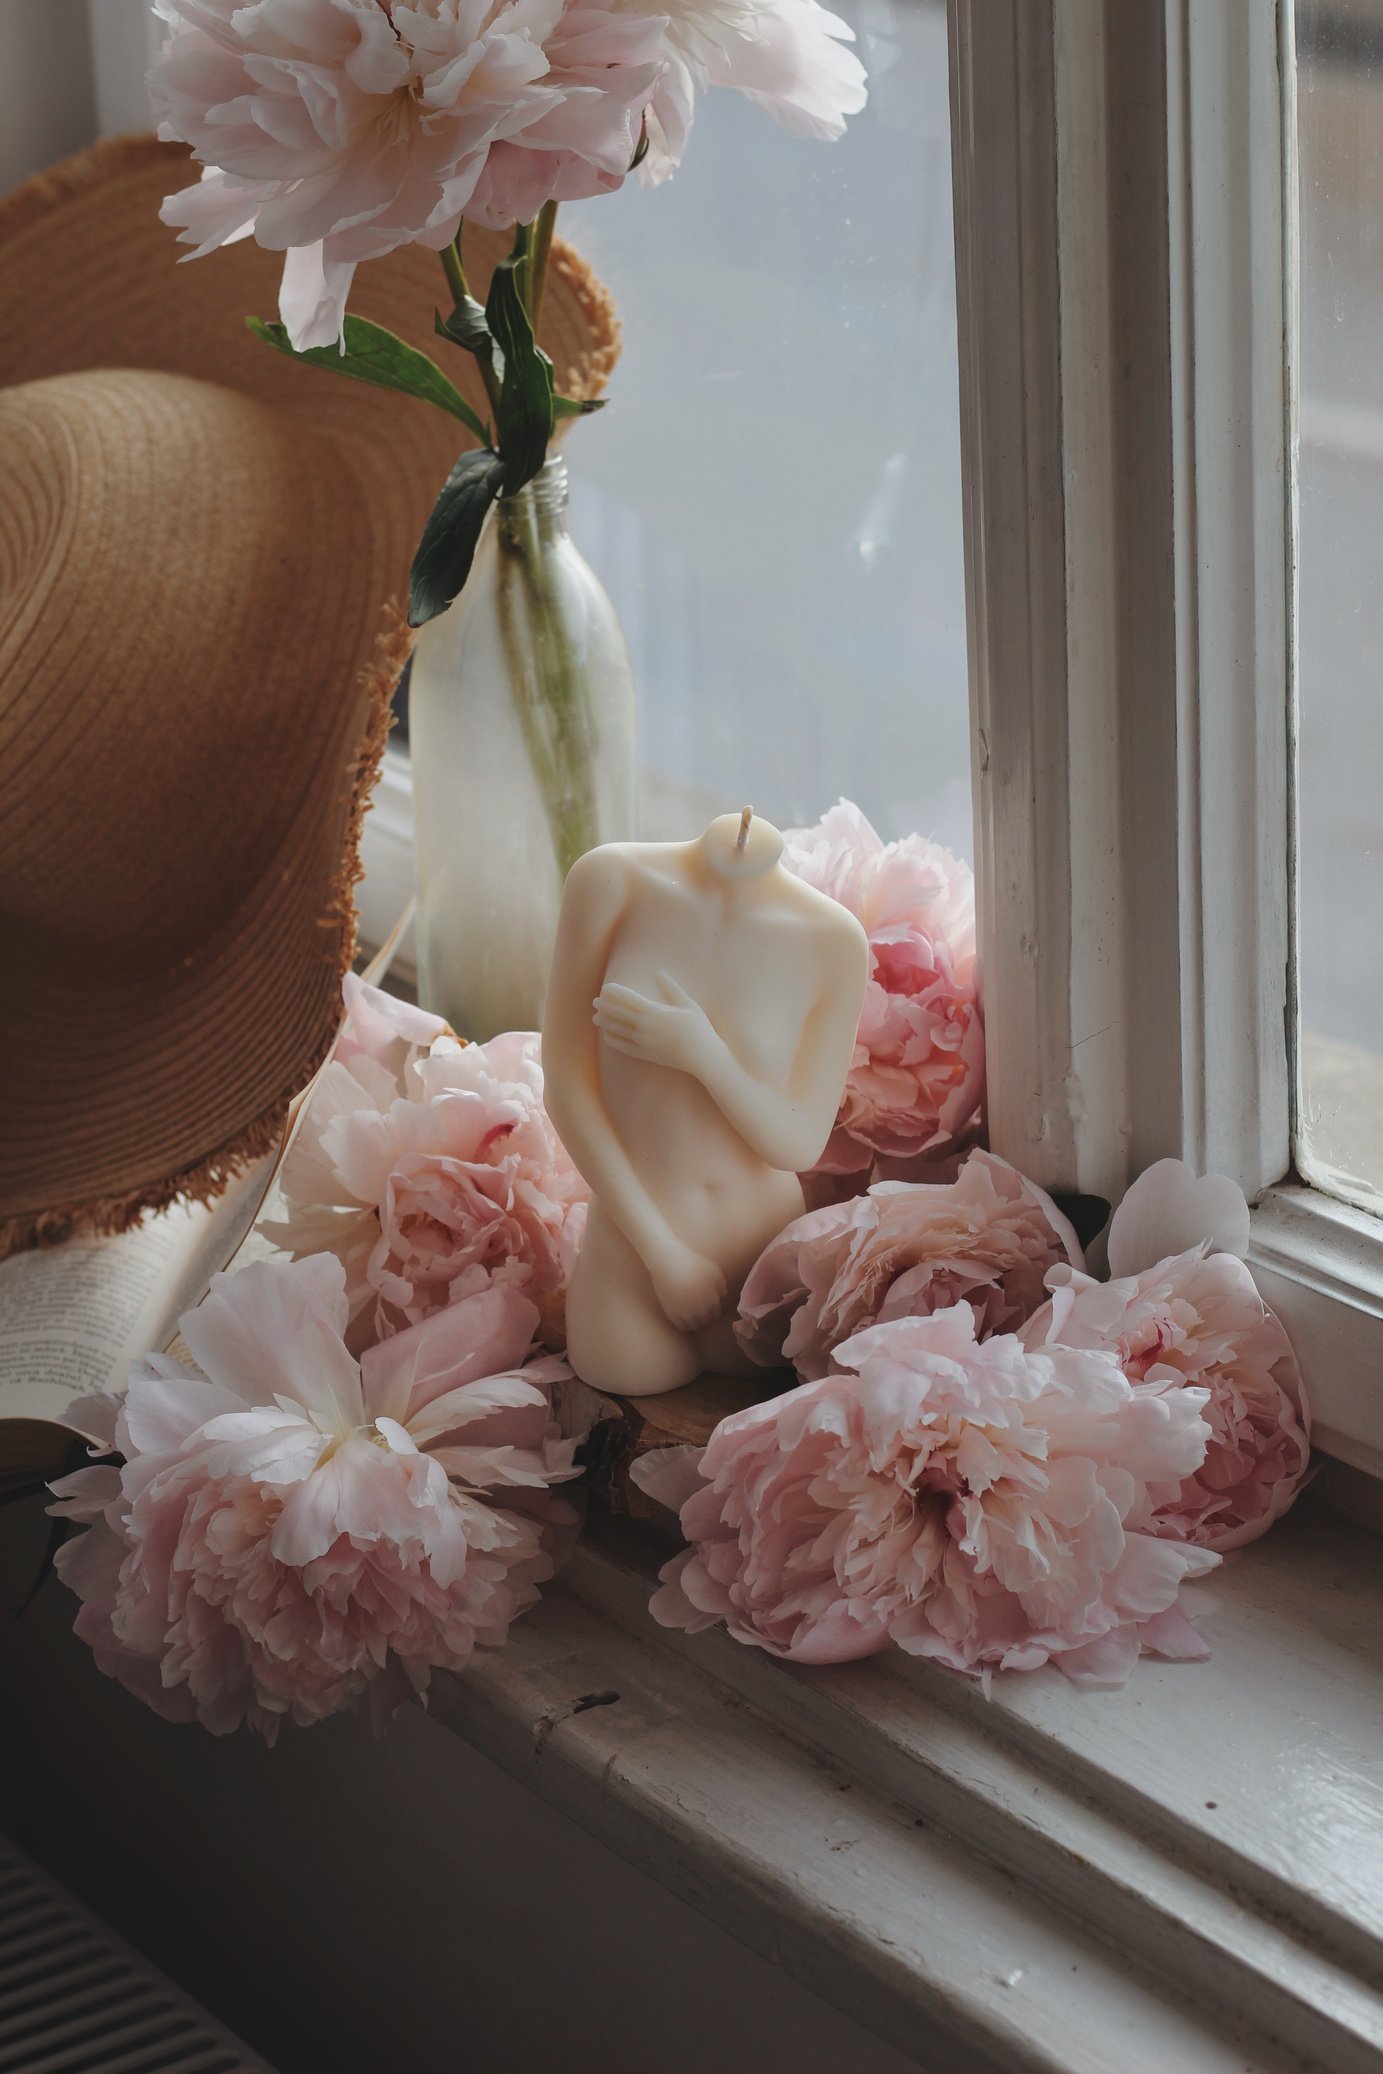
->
568, 837, 683, 876
559, 839, 639, 901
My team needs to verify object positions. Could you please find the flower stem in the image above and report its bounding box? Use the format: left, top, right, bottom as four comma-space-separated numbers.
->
508, 219, 534, 317
529, 201, 558, 337
440, 235, 468, 308
495, 489, 603, 882
439, 229, 502, 425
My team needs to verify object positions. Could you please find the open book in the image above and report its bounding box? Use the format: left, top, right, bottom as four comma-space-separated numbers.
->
0, 1164, 271, 1489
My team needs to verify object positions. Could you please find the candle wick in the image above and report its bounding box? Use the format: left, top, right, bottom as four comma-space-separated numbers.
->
736, 805, 753, 853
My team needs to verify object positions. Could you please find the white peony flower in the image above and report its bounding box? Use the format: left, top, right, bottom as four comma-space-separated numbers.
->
151, 0, 868, 348
152, 0, 666, 345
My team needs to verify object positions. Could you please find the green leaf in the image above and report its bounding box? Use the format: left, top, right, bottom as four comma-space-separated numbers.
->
248, 314, 489, 444
409, 447, 506, 627
552, 394, 608, 420
434, 296, 499, 378
485, 252, 556, 496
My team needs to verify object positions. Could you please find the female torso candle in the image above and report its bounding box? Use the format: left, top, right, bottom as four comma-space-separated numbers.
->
542, 809, 868, 1396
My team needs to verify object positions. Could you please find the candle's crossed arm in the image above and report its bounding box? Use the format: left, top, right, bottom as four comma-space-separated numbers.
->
542, 853, 727, 1331
696, 1003, 854, 1172
594, 950, 866, 1175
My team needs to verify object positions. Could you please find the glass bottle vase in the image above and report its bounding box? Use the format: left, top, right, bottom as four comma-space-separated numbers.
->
408, 456, 636, 1038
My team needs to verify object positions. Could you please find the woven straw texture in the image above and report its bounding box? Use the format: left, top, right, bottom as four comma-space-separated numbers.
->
0, 136, 619, 1255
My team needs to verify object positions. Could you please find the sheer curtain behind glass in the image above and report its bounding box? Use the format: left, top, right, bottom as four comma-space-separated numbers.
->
562, 0, 968, 852
1296, 0, 1383, 1209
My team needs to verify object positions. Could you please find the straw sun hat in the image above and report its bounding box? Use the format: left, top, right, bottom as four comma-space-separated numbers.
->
0, 135, 618, 1257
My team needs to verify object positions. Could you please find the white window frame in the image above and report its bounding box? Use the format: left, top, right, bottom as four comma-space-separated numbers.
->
86, 0, 162, 135
953, 0, 1383, 1484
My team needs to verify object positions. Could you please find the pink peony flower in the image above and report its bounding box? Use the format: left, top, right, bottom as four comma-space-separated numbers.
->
264, 973, 453, 1296
337, 967, 455, 1076
50, 1255, 587, 1739
737, 1149, 1082, 1382
633, 0, 866, 182
642, 1303, 1219, 1684
1023, 1249, 1311, 1552
152, 0, 666, 347
151, 0, 865, 350
365, 1033, 589, 1340
464, 2, 671, 228
265, 994, 588, 1350
783, 801, 984, 1177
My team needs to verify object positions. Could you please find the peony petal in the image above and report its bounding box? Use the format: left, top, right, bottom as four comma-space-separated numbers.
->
47, 1463, 123, 1527
270, 1438, 389, 1566
278, 240, 357, 349
362, 1286, 542, 1425
1054, 1626, 1143, 1687
1137, 1602, 1212, 1661
158, 164, 273, 256
341, 973, 451, 1059
187, 1408, 324, 1487
1107, 1159, 1251, 1278
403, 1374, 547, 1446
709, 0, 870, 143
181, 1255, 364, 1429
630, 1443, 709, 1515
429, 1442, 571, 1489
373, 1416, 419, 1455
120, 1366, 241, 1455
648, 1550, 722, 1634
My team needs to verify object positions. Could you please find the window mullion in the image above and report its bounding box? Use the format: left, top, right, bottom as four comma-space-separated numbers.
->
948, 0, 1293, 1205
87, 0, 161, 137
1165, 0, 1294, 1197
949, 0, 1146, 1202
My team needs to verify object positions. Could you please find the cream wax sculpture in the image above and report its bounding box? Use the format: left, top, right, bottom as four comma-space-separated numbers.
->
543, 809, 869, 1396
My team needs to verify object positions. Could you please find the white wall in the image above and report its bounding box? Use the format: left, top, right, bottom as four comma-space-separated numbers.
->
1, 1498, 921, 2074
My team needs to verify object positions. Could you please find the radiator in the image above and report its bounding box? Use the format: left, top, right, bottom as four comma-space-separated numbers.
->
0, 1836, 277, 2073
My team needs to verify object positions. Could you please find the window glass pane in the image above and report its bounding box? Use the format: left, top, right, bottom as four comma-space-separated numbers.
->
1295, 2, 1383, 1209
559, 0, 970, 852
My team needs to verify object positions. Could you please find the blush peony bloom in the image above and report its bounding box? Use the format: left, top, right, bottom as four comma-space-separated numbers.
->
336, 967, 455, 1075
642, 1304, 1219, 1684
632, 0, 866, 181
151, 0, 865, 350
264, 973, 453, 1299
783, 801, 983, 1177
363, 1033, 589, 1340
265, 994, 588, 1350
737, 1149, 1082, 1382
50, 1255, 587, 1740
1023, 1248, 1311, 1552
151, 0, 666, 347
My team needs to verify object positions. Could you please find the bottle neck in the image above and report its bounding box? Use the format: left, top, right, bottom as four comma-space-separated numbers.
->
496, 454, 569, 545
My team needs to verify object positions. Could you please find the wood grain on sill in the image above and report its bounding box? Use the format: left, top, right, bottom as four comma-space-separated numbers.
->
434, 1495, 1383, 2074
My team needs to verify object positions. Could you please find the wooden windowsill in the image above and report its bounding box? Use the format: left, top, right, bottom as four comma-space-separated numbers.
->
0, 1467, 1378, 2071
428, 1495, 1383, 2074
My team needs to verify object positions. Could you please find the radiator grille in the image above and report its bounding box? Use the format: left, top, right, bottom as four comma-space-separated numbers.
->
0, 1840, 276, 2074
